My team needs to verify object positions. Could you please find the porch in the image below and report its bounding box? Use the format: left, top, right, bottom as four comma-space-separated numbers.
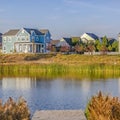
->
14, 42, 44, 53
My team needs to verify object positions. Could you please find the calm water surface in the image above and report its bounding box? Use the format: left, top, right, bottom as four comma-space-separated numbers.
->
0, 77, 120, 115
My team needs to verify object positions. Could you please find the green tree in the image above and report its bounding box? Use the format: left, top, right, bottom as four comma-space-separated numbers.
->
112, 41, 118, 52
108, 45, 112, 52
102, 36, 108, 46
100, 36, 108, 54
71, 37, 80, 46
95, 40, 101, 51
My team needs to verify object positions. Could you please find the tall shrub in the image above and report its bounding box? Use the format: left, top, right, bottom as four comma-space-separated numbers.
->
85, 91, 120, 120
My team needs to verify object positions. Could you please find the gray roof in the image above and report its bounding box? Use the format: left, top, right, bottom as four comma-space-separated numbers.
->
86, 33, 99, 40
24, 28, 43, 35
63, 38, 72, 45
50, 40, 60, 45
3, 29, 19, 36
108, 38, 117, 44
40, 29, 49, 35
3, 28, 49, 36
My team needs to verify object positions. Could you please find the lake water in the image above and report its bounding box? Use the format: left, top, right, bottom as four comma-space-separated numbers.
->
0, 77, 120, 115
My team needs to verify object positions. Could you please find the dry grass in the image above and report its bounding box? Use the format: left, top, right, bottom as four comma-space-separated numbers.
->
0, 53, 120, 66
85, 91, 120, 120
0, 97, 30, 120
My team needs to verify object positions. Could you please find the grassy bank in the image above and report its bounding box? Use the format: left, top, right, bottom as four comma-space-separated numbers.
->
0, 63, 120, 79
0, 53, 120, 79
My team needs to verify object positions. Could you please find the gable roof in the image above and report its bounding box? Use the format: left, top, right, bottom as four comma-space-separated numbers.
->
86, 33, 99, 40
40, 29, 49, 35
63, 38, 72, 45
3, 28, 49, 36
3, 29, 19, 36
50, 40, 60, 45
24, 28, 42, 35
108, 38, 117, 44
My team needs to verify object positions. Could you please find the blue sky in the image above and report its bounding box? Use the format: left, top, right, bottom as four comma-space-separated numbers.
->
0, 0, 120, 39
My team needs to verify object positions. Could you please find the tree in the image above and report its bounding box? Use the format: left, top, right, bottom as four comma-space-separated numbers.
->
95, 40, 101, 51
102, 36, 108, 47
108, 45, 112, 52
60, 46, 70, 53
85, 42, 95, 55
100, 45, 108, 54
100, 36, 108, 54
112, 41, 118, 52
75, 43, 84, 54
47, 44, 56, 52
71, 37, 80, 46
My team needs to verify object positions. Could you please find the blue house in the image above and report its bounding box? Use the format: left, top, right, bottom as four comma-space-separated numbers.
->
2, 28, 51, 53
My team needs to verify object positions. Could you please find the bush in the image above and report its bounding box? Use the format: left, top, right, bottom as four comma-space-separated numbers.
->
0, 97, 30, 120
85, 91, 120, 120
24, 53, 56, 61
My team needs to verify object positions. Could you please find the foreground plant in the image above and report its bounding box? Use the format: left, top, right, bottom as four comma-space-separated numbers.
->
85, 91, 120, 120
0, 97, 30, 120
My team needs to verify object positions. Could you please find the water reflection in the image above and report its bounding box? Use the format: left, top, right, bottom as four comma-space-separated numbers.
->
0, 77, 120, 115
2, 77, 36, 90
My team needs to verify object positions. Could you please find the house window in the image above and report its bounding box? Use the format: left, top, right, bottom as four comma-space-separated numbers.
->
4, 37, 6, 42
18, 38, 20, 41
3, 46, 6, 50
22, 37, 25, 41
8, 37, 11, 42
36, 36, 39, 41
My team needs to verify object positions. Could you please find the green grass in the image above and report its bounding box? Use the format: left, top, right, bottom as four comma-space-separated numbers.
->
0, 63, 120, 79
0, 53, 120, 79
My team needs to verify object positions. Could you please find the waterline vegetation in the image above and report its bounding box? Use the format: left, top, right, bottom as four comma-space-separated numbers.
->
0, 63, 120, 79
0, 53, 120, 79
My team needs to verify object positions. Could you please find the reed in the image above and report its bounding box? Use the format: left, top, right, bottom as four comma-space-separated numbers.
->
0, 63, 119, 79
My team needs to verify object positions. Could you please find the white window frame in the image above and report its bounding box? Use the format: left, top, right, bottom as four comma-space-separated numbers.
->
8, 37, 11, 42
4, 37, 6, 42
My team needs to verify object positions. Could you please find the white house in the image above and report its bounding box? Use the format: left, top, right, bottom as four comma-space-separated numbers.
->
81, 33, 99, 43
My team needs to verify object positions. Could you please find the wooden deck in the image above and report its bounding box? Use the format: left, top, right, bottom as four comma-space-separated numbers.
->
32, 110, 86, 120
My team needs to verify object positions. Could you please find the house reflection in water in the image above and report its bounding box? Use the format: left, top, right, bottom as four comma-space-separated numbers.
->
81, 79, 91, 95
2, 77, 36, 90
